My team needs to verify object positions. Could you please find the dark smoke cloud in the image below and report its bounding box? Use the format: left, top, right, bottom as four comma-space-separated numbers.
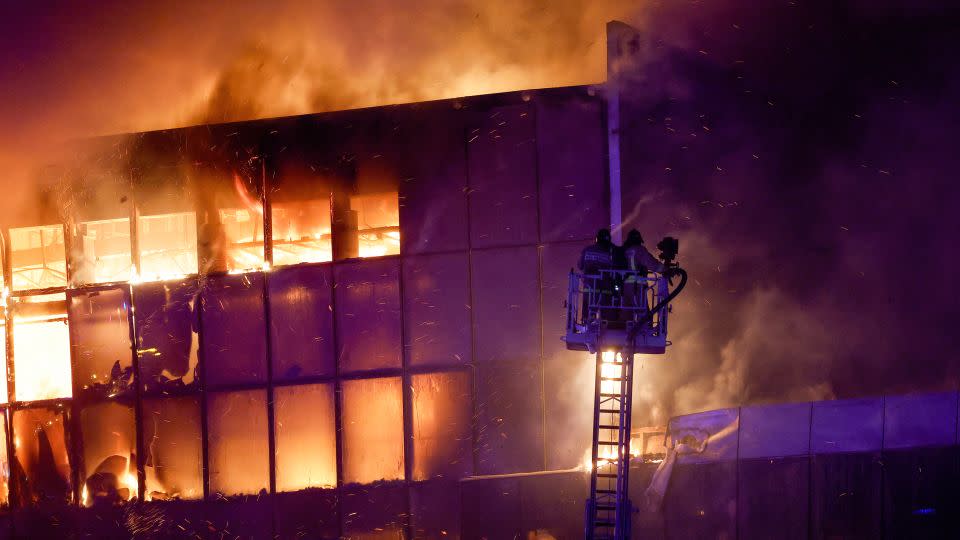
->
616, 0, 960, 423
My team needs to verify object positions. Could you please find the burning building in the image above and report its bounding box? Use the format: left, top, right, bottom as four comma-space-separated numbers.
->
1, 3, 959, 536
0, 45, 616, 538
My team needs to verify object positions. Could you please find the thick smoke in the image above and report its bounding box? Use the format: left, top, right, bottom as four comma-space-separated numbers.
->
617, 0, 960, 424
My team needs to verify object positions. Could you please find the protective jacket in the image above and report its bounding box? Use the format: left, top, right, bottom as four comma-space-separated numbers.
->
624, 244, 665, 274
578, 243, 615, 274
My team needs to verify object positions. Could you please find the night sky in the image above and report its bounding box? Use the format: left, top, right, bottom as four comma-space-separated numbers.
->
1, 0, 959, 424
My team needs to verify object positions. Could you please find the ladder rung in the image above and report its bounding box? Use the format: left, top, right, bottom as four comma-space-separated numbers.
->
597, 441, 619, 445
596, 504, 617, 510
599, 393, 622, 397
599, 377, 624, 381
599, 409, 622, 414
595, 521, 616, 527
599, 424, 622, 429
597, 473, 618, 478
596, 489, 616, 494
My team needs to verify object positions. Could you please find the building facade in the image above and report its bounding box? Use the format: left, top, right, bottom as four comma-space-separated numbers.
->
0, 85, 609, 538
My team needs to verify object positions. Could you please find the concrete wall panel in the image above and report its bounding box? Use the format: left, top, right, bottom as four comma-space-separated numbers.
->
535, 94, 608, 243
334, 258, 402, 373
811, 398, 883, 454
470, 246, 540, 364
884, 391, 958, 449
738, 457, 810, 540
403, 253, 471, 367
268, 264, 336, 381
739, 402, 811, 459
467, 104, 539, 248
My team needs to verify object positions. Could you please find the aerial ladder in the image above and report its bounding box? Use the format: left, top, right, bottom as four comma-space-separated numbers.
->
564, 237, 687, 540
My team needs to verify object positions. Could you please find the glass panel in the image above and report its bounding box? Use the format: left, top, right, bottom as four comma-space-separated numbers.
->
71, 217, 133, 285
137, 211, 199, 281
351, 192, 400, 258
274, 383, 337, 492
341, 377, 404, 484
69, 288, 133, 399
269, 265, 335, 381
0, 413, 9, 507
412, 371, 473, 481
207, 389, 269, 496
9, 225, 67, 291
12, 293, 72, 401
333, 259, 402, 374
12, 405, 72, 505
271, 199, 333, 267
134, 279, 199, 394
141, 396, 203, 500
79, 401, 137, 506
200, 273, 266, 388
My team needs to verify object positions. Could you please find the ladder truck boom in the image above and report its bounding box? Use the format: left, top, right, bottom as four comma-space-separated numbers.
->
564, 236, 687, 540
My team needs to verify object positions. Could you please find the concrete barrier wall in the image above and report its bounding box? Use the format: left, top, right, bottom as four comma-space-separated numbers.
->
459, 391, 960, 539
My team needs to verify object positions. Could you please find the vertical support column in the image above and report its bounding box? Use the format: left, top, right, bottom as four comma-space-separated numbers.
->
1, 229, 18, 510
606, 20, 642, 244
128, 284, 146, 501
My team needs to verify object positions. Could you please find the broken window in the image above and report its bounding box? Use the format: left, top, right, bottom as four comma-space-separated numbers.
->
12, 405, 72, 505
70, 217, 133, 286
271, 199, 333, 267
350, 192, 400, 259
12, 293, 72, 401
206, 389, 269, 496
132, 140, 200, 281
191, 165, 265, 274
134, 279, 199, 394
411, 371, 473, 481
68, 288, 133, 400
78, 401, 137, 506
274, 383, 337, 492
9, 225, 67, 291
341, 377, 404, 484
137, 211, 199, 281
141, 396, 203, 500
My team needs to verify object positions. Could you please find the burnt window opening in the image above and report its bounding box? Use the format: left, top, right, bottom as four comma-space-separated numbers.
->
12, 405, 72, 506
9, 225, 67, 291
134, 280, 200, 394
78, 401, 137, 506
11, 293, 72, 402
68, 287, 134, 400
137, 211, 199, 281
70, 217, 133, 286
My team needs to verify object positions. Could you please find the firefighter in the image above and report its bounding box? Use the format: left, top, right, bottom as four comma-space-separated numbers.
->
618, 229, 664, 315
578, 228, 615, 274
577, 229, 617, 325
621, 229, 664, 274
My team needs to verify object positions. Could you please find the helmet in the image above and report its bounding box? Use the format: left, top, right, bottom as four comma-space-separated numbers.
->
625, 229, 644, 246
596, 228, 612, 244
